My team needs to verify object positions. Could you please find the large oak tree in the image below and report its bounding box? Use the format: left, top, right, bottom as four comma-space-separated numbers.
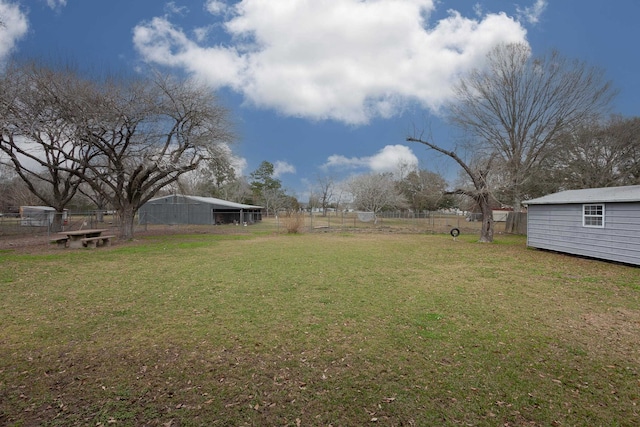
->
69, 73, 234, 239
1, 60, 234, 239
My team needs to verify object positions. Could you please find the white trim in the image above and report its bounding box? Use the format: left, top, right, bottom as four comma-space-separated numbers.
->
582, 203, 605, 228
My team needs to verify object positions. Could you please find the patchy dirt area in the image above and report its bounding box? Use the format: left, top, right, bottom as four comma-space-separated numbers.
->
0, 224, 264, 255
0, 227, 138, 254
0, 234, 56, 254
576, 309, 640, 363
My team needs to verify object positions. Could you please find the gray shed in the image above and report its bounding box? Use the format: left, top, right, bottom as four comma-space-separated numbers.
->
524, 185, 640, 266
139, 195, 263, 226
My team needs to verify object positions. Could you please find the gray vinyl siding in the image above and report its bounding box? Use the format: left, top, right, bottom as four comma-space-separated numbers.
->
527, 202, 640, 266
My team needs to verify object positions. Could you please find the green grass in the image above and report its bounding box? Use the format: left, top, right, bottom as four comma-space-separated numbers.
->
1, 232, 639, 426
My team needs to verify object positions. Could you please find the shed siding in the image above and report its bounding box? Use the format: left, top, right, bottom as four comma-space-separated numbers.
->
138, 195, 262, 225
140, 199, 214, 225
527, 203, 640, 265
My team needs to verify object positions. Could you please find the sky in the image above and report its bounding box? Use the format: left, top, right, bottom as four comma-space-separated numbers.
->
1, 0, 639, 200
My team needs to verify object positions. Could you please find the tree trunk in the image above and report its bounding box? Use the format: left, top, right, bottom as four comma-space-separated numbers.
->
51, 211, 64, 233
511, 192, 522, 215
119, 205, 136, 240
505, 212, 527, 234
478, 195, 494, 243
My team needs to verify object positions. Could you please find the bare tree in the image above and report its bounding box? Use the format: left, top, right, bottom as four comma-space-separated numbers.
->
450, 43, 616, 210
179, 144, 237, 197
397, 169, 450, 212
408, 44, 615, 241
407, 135, 496, 242
161, 170, 202, 196
76, 181, 111, 220
67, 73, 234, 239
221, 175, 253, 204
333, 184, 347, 214
347, 172, 406, 223
546, 115, 640, 190
0, 163, 39, 212
315, 175, 335, 216
307, 190, 319, 212
0, 61, 89, 231
1, 62, 234, 237
613, 116, 640, 185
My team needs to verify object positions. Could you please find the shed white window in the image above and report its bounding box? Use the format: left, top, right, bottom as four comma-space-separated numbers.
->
583, 204, 604, 228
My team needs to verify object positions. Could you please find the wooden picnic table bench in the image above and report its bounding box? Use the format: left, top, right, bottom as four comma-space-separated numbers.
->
50, 235, 69, 247
57, 229, 110, 249
81, 234, 116, 248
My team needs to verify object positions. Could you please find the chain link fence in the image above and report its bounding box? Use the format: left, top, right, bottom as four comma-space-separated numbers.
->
1, 209, 523, 243
0, 211, 123, 240
258, 210, 523, 236
232, 211, 498, 236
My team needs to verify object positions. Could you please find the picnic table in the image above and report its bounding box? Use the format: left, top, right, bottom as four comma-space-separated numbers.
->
52, 228, 115, 249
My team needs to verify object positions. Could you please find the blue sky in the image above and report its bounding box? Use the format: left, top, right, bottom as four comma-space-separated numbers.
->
1, 0, 639, 200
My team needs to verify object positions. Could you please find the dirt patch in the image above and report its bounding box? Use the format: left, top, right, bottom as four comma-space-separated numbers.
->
555, 308, 640, 366
0, 234, 54, 254
580, 309, 640, 358
0, 225, 248, 255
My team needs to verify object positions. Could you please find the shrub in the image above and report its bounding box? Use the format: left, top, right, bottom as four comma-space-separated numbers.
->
281, 211, 305, 233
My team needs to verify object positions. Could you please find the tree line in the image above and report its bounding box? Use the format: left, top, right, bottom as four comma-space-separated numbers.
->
2, 43, 639, 242
0, 55, 452, 234
309, 44, 637, 238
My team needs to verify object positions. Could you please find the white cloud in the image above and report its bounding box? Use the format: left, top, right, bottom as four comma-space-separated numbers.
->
273, 160, 296, 178
517, 0, 547, 25
369, 145, 418, 174
323, 145, 418, 177
210, 143, 247, 176
230, 154, 247, 177
133, 17, 247, 88
324, 154, 369, 170
133, 0, 530, 125
473, 3, 483, 18
0, 1, 28, 61
205, 0, 229, 15
193, 26, 210, 43
165, 2, 189, 16
46, 0, 66, 10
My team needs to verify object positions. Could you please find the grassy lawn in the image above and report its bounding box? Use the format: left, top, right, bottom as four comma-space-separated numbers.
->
1, 231, 639, 426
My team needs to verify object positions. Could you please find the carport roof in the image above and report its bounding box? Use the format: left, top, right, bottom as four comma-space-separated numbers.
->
148, 194, 263, 209
524, 185, 640, 205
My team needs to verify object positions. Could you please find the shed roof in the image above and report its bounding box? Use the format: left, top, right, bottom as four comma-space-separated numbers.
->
21, 206, 56, 211
148, 194, 262, 209
524, 185, 640, 205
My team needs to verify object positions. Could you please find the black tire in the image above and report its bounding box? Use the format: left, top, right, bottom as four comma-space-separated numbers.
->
450, 228, 460, 237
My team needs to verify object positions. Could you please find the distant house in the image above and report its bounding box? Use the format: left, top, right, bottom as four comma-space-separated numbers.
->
139, 195, 263, 226
524, 185, 640, 266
